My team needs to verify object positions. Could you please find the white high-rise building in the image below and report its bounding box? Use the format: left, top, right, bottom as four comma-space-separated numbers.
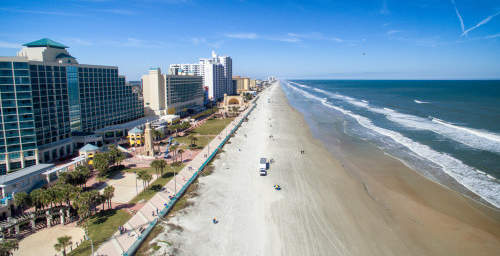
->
171, 51, 233, 101
169, 63, 201, 76
217, 55, 233, 95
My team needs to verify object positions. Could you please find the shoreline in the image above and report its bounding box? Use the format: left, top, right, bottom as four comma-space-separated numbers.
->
151, 81, 500, 256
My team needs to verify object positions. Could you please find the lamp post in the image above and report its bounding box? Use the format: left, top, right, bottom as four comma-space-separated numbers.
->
135, 171, 138, 195
85, 222, 94, 256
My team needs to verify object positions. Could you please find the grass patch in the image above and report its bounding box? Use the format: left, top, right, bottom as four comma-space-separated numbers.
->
174, 135, 214, 150
122, 167, 155, 175
69, 209, 130, 256
190, 118, 234, 135
168, 180, 199, 217
129, 164, 184, 204
135, 224, 165, 256
200, 164, 215, 177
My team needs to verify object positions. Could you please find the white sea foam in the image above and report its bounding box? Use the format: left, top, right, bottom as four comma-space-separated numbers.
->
306, 84, 500, 154
414, 99, 429, 104
285, 82, 500, 208
288, 81, 311, 89
432, 118, 500, 144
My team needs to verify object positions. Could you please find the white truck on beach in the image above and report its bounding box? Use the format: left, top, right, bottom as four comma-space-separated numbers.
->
259, 158, 267, 176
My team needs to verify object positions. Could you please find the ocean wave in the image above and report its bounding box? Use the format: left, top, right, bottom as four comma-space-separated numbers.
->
304, 84, 500, 154
414, 99, 429, 104
432, 118, 500, 144
285, 82, 500, 208
288, 81, 311, 89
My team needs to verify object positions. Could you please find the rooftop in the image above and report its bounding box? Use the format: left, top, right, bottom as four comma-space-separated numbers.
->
23, 38, 69, 49
95, 116, 158, 133
128, 127, 143, 134
0, 164, 54, 186
79, 144, 100, 152
56, 53, 76, 59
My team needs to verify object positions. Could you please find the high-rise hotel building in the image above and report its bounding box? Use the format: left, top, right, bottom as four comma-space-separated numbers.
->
142, 68, 204, 116
0, 38, 143, 174
169, 51, 233, 101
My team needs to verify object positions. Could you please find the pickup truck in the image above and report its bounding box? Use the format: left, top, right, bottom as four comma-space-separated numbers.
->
259, 158, 267, 176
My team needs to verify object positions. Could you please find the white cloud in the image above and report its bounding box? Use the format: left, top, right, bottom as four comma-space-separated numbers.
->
225, 33, 258, 39
98, 9, 136, 15
190, 37, 207, 45
65, 38, 93, 46
485, 33, 500, 39
103, 38, 170, 48
0, 41, 21, 49
386, 30, 401, 35
0, 7, 84, 16
330, 37, 344, 42
286, 32, 347, 43
451, 0, 465, 34
461, 11, 500, 36
380, 0, 390, 15
273, 37, 301, 43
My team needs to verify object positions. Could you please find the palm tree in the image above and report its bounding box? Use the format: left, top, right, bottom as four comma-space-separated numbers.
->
143, 174, 152, 187
68, 186, 82, 208
40, 189, 53, 209
137, 170, 148, 188
89, 190, 100, 214
93, 152, 111, 177
14, 192, 31, 214
30, 188, 45, 211
150, 160, 161, 176
170, 145, 178, 163
75, 192, 92, 219
177, 149, 185, 163
188, 135, 194, 146
54, 235, 72, 256
0, 239, 19, 255
115, 153, 125, 167
152, 128, 161, 140
103, 186, 115, 209
158, 160, 167, 176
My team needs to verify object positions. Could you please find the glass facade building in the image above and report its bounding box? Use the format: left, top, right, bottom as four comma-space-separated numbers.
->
0, 60, 37, 174
73, 66, 143, 133
165, 75, 204, 116
0, 38, 144, 174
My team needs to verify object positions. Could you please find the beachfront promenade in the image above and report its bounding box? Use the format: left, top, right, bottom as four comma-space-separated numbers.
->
96, 101, 257, 256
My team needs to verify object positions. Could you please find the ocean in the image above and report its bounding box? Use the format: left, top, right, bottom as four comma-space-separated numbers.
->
281, 80, 500, 208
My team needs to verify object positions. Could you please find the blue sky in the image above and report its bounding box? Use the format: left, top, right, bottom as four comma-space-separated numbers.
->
0, 0, 499, 80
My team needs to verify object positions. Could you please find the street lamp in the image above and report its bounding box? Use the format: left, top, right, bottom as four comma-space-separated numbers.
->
134, 171, 138, 195
174, 168, 177, 196
85, 222, 94, 256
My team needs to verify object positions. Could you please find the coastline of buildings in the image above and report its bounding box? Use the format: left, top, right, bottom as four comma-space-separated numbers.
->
0, 38, 274, 220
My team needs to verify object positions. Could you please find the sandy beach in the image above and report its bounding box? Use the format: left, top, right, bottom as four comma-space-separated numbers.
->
151, 81, 500, 256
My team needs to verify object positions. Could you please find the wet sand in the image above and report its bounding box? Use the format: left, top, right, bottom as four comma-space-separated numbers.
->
152, 82, 500, 256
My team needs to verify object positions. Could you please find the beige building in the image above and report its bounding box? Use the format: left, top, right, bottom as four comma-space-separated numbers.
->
142, 68, 204, 117
142, 68, 166, 115
233, 76, 251, 94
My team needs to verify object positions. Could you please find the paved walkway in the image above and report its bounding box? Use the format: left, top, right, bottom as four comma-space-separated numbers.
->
96, 106, 253, 256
